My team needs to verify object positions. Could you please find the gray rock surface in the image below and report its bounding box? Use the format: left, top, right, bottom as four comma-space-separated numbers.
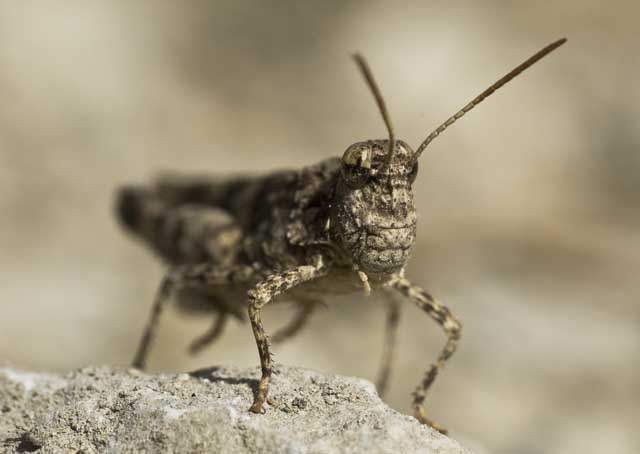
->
0, 365, 473, 454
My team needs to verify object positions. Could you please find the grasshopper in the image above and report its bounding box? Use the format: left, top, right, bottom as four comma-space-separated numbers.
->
117, 38, 566, 433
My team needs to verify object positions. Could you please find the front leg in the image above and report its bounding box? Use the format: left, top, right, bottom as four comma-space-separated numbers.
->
389, 275, 462, 434
248, 258, 328, 414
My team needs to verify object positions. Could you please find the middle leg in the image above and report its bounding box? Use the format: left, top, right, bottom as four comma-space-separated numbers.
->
375, 290, 401, 398
270, 298, 319, 344
188, 311, 228, 355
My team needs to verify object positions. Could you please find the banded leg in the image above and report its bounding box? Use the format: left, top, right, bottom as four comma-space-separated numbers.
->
248, 259, 327, 414
188, 312, 228, 354
131, 263, 253, 370
390, 276, 462, 434
270, 299, 318, 344
132, 275, 173, 370
375, 291, 401, 398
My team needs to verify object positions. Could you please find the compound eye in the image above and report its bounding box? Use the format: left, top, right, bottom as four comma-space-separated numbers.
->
341, 146, 372, 188
341, 163, 371, 188
408, 161, 419, 184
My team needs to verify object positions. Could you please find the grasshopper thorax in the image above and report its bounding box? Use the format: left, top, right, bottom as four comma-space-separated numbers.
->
330, 140, 418, 277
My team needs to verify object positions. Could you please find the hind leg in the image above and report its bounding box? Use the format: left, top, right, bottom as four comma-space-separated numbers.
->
131, 264, 253, 370
127, 197, 247, 369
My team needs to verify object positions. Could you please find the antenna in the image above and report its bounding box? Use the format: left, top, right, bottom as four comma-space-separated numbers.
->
353, 53, 396, 168
415, 38, 567, 159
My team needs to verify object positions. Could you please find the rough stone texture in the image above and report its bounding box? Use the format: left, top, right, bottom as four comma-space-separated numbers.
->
0, 365, 473, 454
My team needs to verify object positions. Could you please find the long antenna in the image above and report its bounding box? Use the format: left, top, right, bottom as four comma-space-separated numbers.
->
353, 53, 396, 168
415, 38, 567, 159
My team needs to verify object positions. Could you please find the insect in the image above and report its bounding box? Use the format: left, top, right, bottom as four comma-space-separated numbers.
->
116, 38, 566, 433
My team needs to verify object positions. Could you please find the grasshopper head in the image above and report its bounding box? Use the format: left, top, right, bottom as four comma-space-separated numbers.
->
340, 40, 566, 277
337, 40, 566, 277
330, 139, 418, 276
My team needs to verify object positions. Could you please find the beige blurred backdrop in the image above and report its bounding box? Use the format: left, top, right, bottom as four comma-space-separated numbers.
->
1, 2, 638, 453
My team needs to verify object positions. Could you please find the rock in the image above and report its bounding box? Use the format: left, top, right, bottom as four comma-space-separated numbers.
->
0, 366, 474, 454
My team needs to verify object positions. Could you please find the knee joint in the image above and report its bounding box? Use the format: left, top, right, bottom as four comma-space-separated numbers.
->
444, 317, 462, 339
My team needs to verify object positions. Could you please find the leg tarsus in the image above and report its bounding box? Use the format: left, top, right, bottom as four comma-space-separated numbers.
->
248, 300, 274, 414
414, 400, 449, 434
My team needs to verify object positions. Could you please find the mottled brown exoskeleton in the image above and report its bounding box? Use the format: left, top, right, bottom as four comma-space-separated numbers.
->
117, 38, 566, 433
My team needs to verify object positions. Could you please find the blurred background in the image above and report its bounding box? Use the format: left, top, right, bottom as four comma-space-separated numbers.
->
1, 2, 638, 453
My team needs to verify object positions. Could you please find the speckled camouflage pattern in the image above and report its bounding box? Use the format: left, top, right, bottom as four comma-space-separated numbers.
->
116, 39, 566, 434
116, 141, 457, 432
